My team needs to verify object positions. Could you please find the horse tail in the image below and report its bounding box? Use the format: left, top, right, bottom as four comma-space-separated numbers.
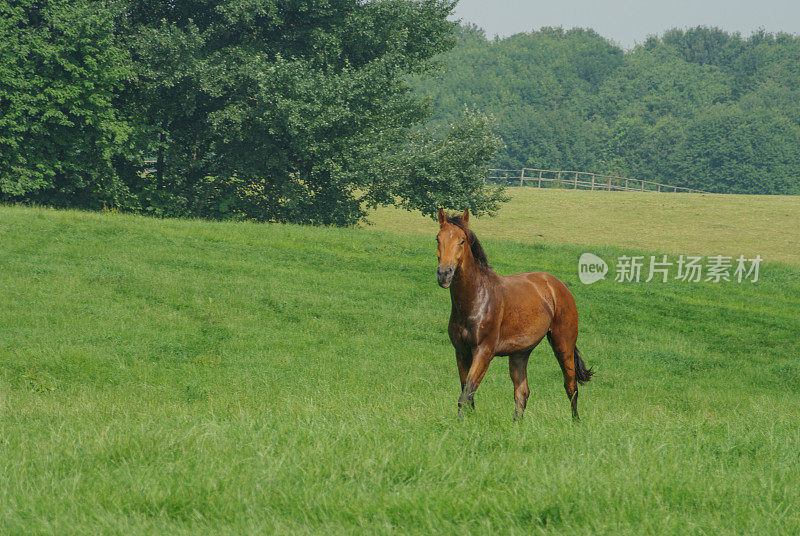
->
574, 346, 594, 385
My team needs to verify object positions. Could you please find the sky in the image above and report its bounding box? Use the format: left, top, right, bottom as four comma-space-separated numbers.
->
452, 0, 800, 49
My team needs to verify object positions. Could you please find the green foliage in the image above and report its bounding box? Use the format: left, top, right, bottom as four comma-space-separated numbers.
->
0, 0, 132, 207
392, 109, 506, 218
7, 8, 800, 211
416, 27, 623, 172
114, 0, 500, 225
417, 25, 800, 194
1, 0, 502, 224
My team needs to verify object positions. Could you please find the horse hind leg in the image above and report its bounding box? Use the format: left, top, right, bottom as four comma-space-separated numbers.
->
509, 351, 531, 421
546, 330, 581, 420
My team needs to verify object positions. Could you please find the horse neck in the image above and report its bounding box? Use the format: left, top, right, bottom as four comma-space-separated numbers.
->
449, 246, 487, 315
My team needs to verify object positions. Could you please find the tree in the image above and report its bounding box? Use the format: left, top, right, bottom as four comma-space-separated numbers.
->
675, 105, 800, 194
0, 0, 131, 208
392, 109, 505, 218
115, 0, 500, 224
414, 26, 625, 172
417, 24, 800, 194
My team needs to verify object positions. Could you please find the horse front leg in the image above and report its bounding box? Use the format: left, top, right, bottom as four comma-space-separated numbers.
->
458, 345, 493, 417
456, 351, 472, 410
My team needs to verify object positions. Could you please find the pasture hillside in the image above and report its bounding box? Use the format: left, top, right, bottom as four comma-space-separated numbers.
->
368, 188, 800, 265
1, 206, 799, 535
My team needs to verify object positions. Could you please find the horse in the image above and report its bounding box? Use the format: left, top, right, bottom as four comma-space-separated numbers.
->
435, 209, 593, 420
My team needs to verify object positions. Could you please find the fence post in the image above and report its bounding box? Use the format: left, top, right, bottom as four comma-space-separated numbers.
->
574, 173, 578, 190
641, 180, 644, 192
520, 168, 525, 187
591, 174, 596, 190
625, 179, 629, 191
538, 170, 543, 188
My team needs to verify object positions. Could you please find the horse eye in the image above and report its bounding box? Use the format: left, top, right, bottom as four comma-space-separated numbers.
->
459, 239, 465, 245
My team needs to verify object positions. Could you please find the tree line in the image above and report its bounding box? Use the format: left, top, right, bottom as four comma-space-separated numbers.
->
0, 0, 503, 225
417, 25, 800, 194
4, 3, 798, 226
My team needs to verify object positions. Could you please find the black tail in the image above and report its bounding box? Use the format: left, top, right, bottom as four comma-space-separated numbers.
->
574, 347, 594, 385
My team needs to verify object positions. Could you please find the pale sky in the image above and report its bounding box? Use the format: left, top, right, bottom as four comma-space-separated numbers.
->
453, 0, 800, 49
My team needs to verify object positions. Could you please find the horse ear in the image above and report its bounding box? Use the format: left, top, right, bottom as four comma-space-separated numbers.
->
437, 208, 446, 227
461, 209, 470, 227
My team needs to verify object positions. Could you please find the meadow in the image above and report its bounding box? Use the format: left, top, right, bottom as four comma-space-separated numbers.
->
368, 188, 800, 265
1, 195, 799, 535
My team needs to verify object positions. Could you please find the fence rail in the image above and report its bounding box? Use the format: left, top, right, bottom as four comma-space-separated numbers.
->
484, 168, 709, 194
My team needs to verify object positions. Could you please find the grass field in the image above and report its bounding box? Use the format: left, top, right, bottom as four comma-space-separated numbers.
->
368, 188, 800, 265
1, 201, 799, 535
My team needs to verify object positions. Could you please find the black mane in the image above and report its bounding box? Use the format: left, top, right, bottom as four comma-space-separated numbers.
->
446, 214, 492, 273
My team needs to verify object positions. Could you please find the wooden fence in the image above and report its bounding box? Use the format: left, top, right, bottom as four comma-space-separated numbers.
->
484, 168, 709, 194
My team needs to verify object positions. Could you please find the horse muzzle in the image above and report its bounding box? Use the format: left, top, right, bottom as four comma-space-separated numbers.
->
437, 265, 455, 288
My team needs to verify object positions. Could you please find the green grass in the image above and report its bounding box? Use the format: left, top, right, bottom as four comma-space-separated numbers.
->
368, 188, 800, 265
1, 205, 799, 535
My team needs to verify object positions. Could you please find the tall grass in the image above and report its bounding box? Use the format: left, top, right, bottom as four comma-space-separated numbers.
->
1, 206, 798, 535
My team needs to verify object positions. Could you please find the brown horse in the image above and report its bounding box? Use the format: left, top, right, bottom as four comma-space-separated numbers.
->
435, 209, 593, 420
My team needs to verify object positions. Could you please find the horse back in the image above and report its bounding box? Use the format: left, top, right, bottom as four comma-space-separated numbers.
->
492, 271, 574, 355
